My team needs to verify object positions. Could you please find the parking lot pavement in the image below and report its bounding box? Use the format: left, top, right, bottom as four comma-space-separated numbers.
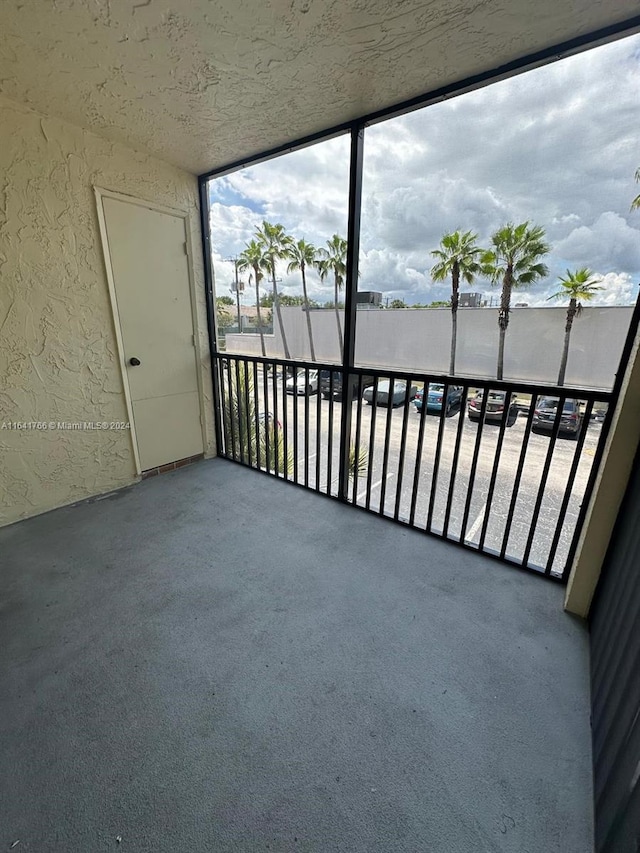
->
252, 385, 603, 576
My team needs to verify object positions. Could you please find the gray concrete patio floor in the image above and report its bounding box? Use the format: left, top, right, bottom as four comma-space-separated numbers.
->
0, 458, 593, 852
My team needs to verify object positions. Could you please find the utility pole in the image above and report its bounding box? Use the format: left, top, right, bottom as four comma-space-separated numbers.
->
225, 256, 242, 332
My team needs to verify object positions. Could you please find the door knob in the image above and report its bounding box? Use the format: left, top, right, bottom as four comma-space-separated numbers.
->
129, 357, 141, 366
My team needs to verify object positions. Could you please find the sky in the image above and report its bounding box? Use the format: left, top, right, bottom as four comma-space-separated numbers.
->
208, 32, 640, 309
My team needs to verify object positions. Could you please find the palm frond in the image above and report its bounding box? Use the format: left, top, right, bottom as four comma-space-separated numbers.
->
348, 443, 369, 477
548, 267, 603, 303
632, 168, 640, 211
430, 230, 481, 286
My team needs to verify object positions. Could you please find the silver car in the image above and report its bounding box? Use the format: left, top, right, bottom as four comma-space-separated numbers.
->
285, 369, 319, 395
363, 379, 418, 407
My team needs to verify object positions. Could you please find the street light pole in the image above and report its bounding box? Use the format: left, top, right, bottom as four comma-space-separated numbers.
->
233, 258, 241, 331
225, 256, 242, 332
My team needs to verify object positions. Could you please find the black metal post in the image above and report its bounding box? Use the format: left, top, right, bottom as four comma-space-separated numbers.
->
338, 124, 365, 501
198, 177, 223, 455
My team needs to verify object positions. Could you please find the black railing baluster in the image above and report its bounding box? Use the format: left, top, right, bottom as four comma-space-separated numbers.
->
253, 359, 261, 470
442, 382, 470, 539
304, 368, 310, 488
426, 379, 453, 533
229, 358, 244, 462
379, 377, 395, 515
351, 374, 365, 504
522, 395, 567, 568
394, 380, 413, 521
545, 399, 594, 575
228, 358, 238, 461
272, 361, 280, 478
478, 387, 512, 552
326, 371, 335, 494
218, 358, 232, 458
409, 378, 429, 526
242, 357, 252, 466
500, 395, 538, 560
460, 384, 492, 543
281, 361, 289, 481
365, 376, 379, 511
315, 371, 322, 492
292, 366, 299, 484
262, 361, 270, 472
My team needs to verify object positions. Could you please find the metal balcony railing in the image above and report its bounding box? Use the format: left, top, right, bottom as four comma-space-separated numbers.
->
214, 353, 617, 581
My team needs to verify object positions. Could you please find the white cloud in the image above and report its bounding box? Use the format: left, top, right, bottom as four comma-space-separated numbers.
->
589, 271, 637, 306
495, 271, 636, 308
554, 212, 640, 273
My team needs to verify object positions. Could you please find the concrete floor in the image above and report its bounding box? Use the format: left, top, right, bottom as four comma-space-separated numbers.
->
0, 459, 593, 852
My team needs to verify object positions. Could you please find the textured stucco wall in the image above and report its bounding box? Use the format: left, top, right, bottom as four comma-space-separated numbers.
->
0, 94, 214, 527
0, 0, 637, 174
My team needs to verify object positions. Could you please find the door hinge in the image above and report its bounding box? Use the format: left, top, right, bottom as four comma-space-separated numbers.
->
191, 333, 196, 347
183, 241, 190, 257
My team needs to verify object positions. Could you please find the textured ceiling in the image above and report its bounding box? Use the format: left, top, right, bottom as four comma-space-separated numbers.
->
0, 0, 638, 175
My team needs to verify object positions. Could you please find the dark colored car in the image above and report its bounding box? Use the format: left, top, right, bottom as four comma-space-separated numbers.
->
532, 397, 583, 437
467, 390, 519, 427
319, 371, 374, 400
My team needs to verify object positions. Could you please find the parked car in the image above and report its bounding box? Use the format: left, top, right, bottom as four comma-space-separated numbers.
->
467, 390, 519, 426
258, 411, 281, 429
532, 397, 583, 437
319, 370, 375, 400
363, 379, 418, 407
286, 369, 319, 395
415, 383, 463, 415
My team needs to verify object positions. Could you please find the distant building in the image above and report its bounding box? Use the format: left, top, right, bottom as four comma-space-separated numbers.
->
459, 292, 482, 308
356, 291, 382, 309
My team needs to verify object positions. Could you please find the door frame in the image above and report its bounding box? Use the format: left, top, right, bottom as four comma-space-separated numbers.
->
94, 186, 208, 475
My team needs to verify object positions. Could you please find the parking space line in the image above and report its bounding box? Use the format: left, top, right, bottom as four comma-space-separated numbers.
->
464, 501, 487, 543
357, 472, 395, 503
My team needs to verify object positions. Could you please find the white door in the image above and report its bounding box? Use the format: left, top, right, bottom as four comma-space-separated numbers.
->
101, 195, 204, 471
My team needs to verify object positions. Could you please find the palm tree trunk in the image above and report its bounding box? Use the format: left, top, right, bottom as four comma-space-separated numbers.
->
496, 271, 512, 380
450, 266, 459, 376
253, 265, 266, 358
272, 265, 291, 360
301, 265, 316, 361
334, 275, 343, 356
497, 329, 506, 381
450, 312, 457, 376
558, 300, 576, 386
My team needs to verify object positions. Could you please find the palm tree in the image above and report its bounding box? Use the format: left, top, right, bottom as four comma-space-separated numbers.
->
430, 230, 482, 376
317, 234, 348, 356
631, 167, 640, 211
237, 240, 270, 357
482, 222, 549, 380
547, 268, 603, 385
286, 238, 318, 361
256, 221, 292, 360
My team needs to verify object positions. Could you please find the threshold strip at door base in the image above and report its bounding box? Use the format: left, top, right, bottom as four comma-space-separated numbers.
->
142, 453, 204, 480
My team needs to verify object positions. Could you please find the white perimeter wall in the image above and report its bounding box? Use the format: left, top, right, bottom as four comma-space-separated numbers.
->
226, 305, 633, 390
